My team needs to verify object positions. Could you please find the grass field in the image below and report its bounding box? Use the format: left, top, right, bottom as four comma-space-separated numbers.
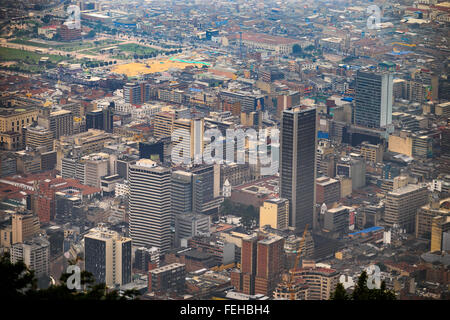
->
10, 38, 122, 52
10, 39, 52, 48
117, 43, 158, 55
0, 47, 68, 73
0, 47, 66, 63
55, 40, 121, 52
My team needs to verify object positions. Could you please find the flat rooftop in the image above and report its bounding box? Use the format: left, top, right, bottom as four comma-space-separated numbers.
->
150, 263, 185, 275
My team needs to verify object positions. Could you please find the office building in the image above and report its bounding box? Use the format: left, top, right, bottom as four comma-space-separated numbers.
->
409, 68, 439, 103
191, 164, 222, 216
416, 196, 450, 240
172, 118, 204, 164
188, 235, 235, 265
291, 261, 339, 300
440, 127, 450, 174
171, 170, 193, 222
323, 206, 349, 234
316, 177, 340, 206
59, 23, 81, 41
254, 236, 285, 296
280, 106, 317, 232
83, 154, 110, 188
232, 235, 284, 297
139, 141, 164, 162
45, 226, 64, 258
336, 156, 366, 190
86, 106, 114, 133
259, 198, 289, 231
10, 236, 50, 279
385, 184, 429, 233
25, 125, 54, 152
360, 142, 384, 163
38, 109, 73, 140
430, 216, 450, 252
129, 159, 171, 253
0, 152, 17, 177
61, 157, 86, 184
133, 246, 160, 272
354, 70, 393, 129
0, 106, 38, 134
11, 212, 40, 244
171, 165, 221, 219
219, 90, 265, 113
175, 213, 210, 246
123, 82, 151, 105
153, 111, 175, 139
84, 225, 132, 287
148, 263, 186, 294
33, 180, 56, 223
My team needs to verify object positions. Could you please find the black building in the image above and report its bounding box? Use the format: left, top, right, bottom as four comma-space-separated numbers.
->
139, 141, 164, 162
280, 106, 317, 232
86, 104, 114, 133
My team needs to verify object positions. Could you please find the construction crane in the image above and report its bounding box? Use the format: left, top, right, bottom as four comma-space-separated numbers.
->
286, 224, 309, 300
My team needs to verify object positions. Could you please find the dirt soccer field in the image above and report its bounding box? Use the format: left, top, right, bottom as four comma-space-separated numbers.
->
112, 56, 210, 77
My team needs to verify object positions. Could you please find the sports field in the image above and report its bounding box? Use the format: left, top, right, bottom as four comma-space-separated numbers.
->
112, 56, 210, 77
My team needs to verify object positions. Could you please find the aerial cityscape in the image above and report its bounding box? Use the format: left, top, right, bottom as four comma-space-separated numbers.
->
0, 0, 449, 304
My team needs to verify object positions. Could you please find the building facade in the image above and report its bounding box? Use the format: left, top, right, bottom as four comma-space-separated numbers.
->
280, 107, 317, 232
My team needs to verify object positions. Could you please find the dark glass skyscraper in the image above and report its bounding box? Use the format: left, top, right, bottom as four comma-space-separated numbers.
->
280, 106, 317, 232
86, 104, 114, 133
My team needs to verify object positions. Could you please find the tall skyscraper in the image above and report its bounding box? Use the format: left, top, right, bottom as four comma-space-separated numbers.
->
440, 127, 450, 174
84, 225, 132, 287
172, 118, 204, 164
354, 70, 393, 129
280, 106, 317, 232
254, 236, 285, 296
129, 159, 171, 253
191, 164, 221, 215
172, 170, 194, 216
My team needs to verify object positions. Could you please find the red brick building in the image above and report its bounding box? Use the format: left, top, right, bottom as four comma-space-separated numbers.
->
59, 24, 81, 41
231, 234, 284, 297
34, 180, 55, 223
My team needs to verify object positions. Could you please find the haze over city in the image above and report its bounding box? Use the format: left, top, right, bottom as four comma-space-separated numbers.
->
0, 0, 449, 305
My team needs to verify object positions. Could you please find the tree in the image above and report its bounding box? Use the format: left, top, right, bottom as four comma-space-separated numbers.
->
220, 198, 233, 214
330, 283, 349, 300
0, 253, 139, 300
0, 253, 36, 299
87, 30, 96, 39
304, 44, 315, 52
352, 271, 370, 300
42, 15, 52, 24
241, 216, 253, 230
331, 270, 396, 301
292, 44, 302, 56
